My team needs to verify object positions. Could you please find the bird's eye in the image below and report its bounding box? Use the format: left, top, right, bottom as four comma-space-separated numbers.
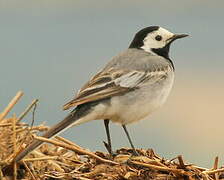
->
155, 35, 162, 41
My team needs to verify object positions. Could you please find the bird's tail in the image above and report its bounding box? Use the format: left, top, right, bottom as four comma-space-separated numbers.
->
13, 105, 89, 162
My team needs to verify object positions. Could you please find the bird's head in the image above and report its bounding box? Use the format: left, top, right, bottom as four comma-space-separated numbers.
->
129, 26, 188, 59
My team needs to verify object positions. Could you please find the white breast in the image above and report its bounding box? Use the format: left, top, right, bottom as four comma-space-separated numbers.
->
107, 71, 175, 125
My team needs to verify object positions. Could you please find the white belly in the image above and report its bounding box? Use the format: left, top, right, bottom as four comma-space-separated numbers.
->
105, 72, 174, 124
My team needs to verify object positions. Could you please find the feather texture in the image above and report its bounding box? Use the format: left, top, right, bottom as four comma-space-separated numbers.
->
63, 54, 172, 110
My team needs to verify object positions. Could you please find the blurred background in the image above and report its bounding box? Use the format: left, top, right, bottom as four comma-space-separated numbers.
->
0, 0, 224, 168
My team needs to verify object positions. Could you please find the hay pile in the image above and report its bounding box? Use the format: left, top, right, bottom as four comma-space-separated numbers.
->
0, 92, 224, 180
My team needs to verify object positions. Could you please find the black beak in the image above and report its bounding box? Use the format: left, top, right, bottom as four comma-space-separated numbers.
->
169, 34, 189, 42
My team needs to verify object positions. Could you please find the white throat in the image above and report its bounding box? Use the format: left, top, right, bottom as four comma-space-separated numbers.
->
140, 44, 156, 54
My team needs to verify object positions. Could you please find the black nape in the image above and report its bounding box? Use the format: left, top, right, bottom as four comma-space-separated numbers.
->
129, 26, 159, 48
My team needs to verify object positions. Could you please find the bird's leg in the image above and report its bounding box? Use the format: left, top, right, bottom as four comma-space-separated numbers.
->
122, 125, 138, 156
103, 119, 113, 155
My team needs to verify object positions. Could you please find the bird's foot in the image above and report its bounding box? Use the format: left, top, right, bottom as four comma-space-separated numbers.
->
103, 141, 117, 157
131, 149, 139, 156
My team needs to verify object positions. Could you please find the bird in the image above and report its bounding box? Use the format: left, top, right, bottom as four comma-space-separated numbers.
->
14, 26, 188, 162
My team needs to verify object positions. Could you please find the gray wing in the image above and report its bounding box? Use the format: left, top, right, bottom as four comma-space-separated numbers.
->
63, 49, 173, 110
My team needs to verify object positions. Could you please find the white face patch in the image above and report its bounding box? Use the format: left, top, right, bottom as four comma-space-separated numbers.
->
141, 27, 174, 53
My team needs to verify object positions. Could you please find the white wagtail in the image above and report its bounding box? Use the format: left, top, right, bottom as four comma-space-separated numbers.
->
14, 26, 188, 161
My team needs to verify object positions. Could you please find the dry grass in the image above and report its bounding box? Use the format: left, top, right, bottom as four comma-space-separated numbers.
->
0, 91, 224, 180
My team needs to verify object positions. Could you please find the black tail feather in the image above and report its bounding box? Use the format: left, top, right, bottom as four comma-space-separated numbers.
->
14, 110, 78, 162
14, 100, 99, 162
